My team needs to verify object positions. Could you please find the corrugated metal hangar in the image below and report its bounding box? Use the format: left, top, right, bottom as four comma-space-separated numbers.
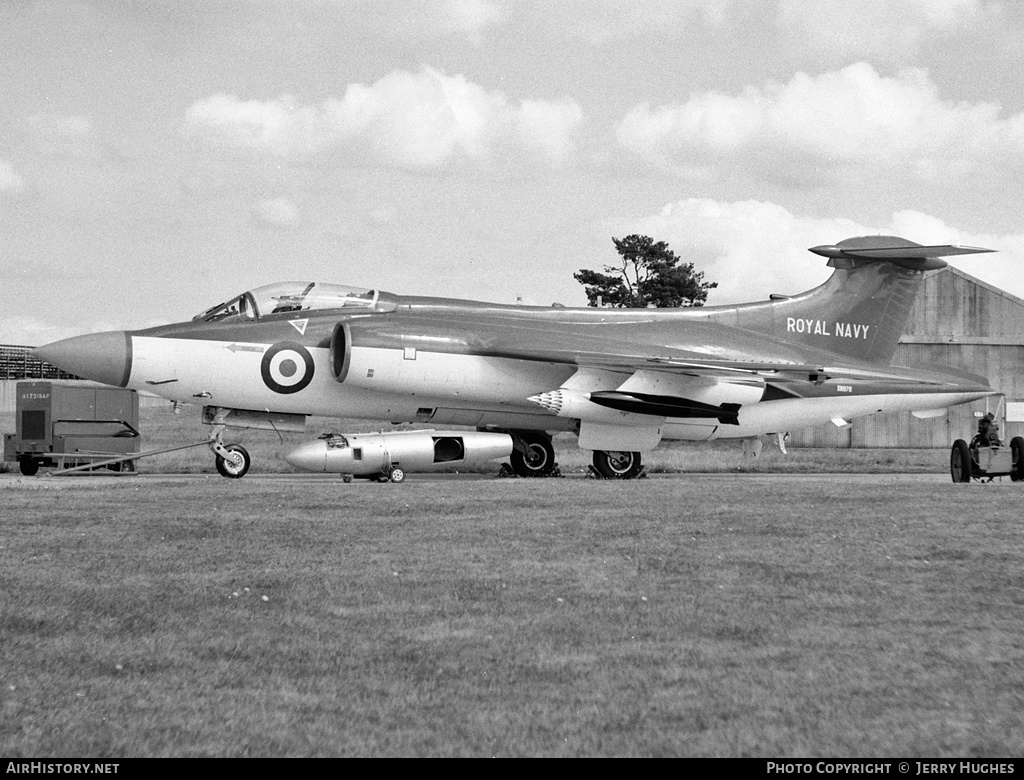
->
790, 266, 1024, 448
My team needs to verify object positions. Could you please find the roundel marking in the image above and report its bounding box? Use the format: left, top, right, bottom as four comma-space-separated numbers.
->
261, 342, 315, 394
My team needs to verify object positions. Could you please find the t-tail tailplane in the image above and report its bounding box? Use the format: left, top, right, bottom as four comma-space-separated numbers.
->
725, 236, 995, 364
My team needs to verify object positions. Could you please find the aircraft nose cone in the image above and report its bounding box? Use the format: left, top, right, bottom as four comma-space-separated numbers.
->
284, 440, 328, 473
32, 331, 132, 388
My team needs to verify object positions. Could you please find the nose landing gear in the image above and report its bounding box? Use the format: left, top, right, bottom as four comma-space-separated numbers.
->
208, 422, 251, 479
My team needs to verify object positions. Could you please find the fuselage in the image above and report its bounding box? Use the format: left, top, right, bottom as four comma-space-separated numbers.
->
34, 284, 995, 449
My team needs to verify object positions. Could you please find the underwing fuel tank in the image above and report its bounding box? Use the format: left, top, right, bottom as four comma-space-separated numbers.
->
284, 429, 513, 477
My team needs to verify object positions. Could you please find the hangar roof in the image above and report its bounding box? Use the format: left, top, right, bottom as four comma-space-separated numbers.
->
902, 266, 1024, 345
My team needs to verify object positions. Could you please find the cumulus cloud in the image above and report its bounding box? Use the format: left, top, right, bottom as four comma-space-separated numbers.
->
0, 159, 24, 192
616, 62, 1024, 184
183, 67, 584, 170
626, 198, 1024, 304
252, 198, 299, 228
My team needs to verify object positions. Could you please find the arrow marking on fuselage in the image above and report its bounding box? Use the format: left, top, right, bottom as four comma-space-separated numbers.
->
289, 319, 308, 335
227, 343, 267, 353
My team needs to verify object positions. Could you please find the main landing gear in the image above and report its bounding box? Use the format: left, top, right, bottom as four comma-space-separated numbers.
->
505, 432, 645, 480
508, 431, 557, 477
591, 450, 643, 480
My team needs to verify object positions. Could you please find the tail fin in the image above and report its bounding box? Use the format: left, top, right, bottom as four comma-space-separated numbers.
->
720, 236, 994, 363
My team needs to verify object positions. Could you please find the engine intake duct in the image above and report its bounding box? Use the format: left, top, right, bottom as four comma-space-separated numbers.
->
330, 322, 351, 382
588, 391, 742, 425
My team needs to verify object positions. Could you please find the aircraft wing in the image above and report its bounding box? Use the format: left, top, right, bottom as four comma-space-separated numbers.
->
636, 356, 974, 386
500, 335, 983, 428
523, 347, 986, 425
481, 337, 969, 387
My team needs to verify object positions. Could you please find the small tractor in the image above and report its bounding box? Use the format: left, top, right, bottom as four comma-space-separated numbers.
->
950, 415, 1024, 483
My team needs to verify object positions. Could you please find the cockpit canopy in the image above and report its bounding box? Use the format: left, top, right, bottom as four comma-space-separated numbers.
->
193, 282, 395, 323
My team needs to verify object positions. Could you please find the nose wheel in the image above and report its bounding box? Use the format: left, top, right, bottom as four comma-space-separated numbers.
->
209, 423, 251, 479
215, 444, 251, 479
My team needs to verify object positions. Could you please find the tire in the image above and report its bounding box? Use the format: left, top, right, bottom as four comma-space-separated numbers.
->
389, 466, 406, 484
1011, 437, 1024, 482
19, 458, 39, 476
509, 432, 555, 477
215, 444, 251, 479
950, 439, 972, 483
593, 450, 643, 479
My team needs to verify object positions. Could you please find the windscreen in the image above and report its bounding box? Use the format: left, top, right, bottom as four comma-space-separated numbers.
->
193, 293, 256, 323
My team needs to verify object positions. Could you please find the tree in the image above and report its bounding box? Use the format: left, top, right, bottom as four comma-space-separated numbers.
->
574, 234, 718, 308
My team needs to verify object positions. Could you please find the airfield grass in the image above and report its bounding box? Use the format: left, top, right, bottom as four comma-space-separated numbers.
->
1, 472, 1023, 757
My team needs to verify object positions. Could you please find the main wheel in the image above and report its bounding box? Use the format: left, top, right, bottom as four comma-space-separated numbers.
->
388, 466, 406, 484
19, 458, 39, 476
1011, 437, 1024, 482
593, 450, 643, 479
215, 444, 251, 479
950, 439, 972, 483
509, 432, 555, 477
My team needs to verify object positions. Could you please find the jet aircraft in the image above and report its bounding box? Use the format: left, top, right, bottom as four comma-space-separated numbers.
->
34, 235, 997, 479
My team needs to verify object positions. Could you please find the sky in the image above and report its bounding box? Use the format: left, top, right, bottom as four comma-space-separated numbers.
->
3, 0, 1024, 345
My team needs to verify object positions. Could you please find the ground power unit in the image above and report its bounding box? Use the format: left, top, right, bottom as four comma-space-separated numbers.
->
3, 382, 140, 475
